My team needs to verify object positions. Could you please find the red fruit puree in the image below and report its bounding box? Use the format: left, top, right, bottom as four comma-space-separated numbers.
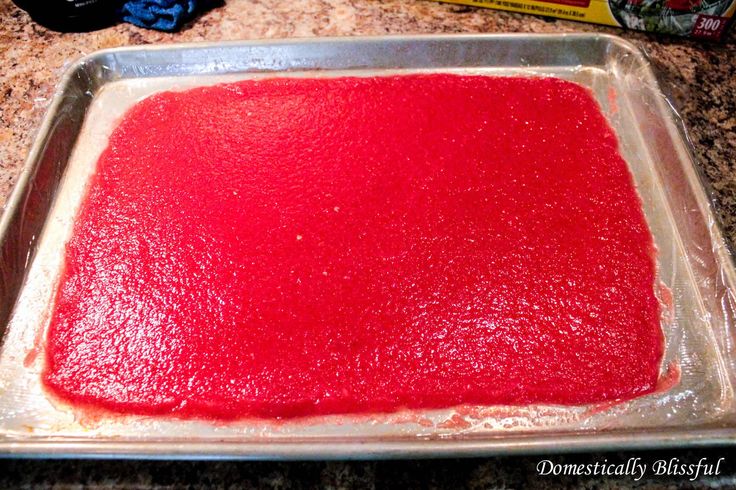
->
43, 75, 663, 419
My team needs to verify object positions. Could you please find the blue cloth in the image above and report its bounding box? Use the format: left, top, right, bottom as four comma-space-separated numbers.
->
121, 0, 204, 32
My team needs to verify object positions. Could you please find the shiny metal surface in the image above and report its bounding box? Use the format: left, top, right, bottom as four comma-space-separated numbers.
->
0, 34, 734, 458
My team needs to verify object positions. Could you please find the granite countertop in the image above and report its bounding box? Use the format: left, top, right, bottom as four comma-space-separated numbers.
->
0, 0, 735, 488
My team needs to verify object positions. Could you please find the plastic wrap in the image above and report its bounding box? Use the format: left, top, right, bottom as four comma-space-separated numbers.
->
0, 34, 734, 458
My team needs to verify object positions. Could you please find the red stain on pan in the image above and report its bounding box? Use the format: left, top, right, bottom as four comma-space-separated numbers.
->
42, 75, 663, 420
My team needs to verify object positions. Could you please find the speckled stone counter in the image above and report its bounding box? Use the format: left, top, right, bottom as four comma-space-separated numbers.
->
0, 0, 735, 488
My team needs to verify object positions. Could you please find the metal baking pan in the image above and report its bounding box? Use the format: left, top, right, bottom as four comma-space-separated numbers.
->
1, 34, 735, 458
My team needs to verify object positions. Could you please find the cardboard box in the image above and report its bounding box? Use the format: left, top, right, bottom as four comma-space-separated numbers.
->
432, 0, 735, 40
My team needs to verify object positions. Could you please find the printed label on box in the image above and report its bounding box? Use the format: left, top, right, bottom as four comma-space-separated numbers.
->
434, 0, 735, 40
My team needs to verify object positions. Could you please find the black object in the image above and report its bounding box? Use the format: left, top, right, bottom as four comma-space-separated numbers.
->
11, 0, 124, 32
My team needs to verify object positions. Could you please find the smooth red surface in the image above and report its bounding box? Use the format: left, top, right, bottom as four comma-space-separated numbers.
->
43, 75, 663, 419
